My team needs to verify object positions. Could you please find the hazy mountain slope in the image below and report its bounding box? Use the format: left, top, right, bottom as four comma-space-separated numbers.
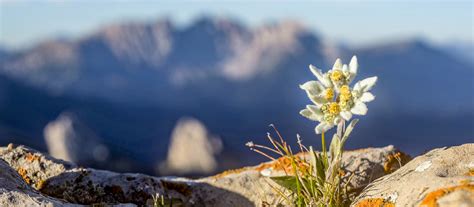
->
441, 41, 474, 65
351, 39, 474, 113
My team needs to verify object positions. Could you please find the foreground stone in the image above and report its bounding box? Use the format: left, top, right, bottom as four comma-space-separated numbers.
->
0, 159, 78, 206
352, 143, 474, 207
0, 144, 407, 206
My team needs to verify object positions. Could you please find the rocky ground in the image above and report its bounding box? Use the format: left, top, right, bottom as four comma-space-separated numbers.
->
0, 143, 472, 206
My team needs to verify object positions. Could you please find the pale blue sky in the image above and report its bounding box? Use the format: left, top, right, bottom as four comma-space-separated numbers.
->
0, 0, 473, 49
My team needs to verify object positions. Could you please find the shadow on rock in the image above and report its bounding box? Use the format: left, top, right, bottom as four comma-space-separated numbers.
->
40, 169, 253, 206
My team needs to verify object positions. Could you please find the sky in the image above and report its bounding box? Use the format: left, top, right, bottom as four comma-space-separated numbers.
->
0, 0, 473, 49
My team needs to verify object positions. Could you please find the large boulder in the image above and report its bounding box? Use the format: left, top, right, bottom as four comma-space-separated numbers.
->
0, 144, 76, 190
0, 157, 78, 207
44, 112, 109, 164
0, 144, 160, 206
0, 144, 407, 206
352, 143, 474, 207
158, 117, 222, 175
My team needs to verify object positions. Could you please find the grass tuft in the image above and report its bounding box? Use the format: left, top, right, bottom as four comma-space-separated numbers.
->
248, 120, 358, 206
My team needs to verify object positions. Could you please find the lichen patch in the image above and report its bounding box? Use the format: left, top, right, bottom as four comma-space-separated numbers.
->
17, 167, 31, 184
35, 179, 46, 190
25, 152, 40, 163
419, 183, 474, 207
354, 198, 395, 207
255, 155, 309, 175
466, 169, 474, 176
212, 167, 251, 179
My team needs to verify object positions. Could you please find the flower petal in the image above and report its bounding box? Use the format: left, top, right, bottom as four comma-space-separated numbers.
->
315, 123, 326, 134
349, 56, 358, 77
299, 80, 324, 95
323, 123, 334, 133
309, 94, 327, 106
360, 92, 375, 102
351, 101, 368, 115
300, 108, 322, 121
342, 64, 349, 73
333, 116, 342, 125
315, 122, 334, 134
309, 65, 332, 87
354, 76, 378, 92
332, 58, 342, 70
340, 111, 353, 121
307, 105, 323, 116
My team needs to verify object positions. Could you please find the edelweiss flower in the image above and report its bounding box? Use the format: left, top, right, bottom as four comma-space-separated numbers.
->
300, 56, 377, 134
327, 57, 358, 88
339, 76, 377, 121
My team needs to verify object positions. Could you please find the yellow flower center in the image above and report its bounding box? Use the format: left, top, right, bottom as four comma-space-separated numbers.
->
339, 85, 352, 102
328, 102, 340, 115
321, 104, 328, 113
340, 85, 351, 95
339, 100, 351, 110
324, 114, 336, 123
324, 88, 334, 101
330, 70, 344, 82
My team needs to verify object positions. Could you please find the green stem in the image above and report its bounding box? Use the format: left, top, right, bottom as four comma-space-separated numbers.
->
321, 132, 326, 155
321, 131, 327, 167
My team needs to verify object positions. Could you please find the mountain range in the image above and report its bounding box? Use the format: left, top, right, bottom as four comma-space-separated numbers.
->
0, 17, 472, 175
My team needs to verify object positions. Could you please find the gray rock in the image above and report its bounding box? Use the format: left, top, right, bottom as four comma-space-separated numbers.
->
0, 144, 75, 190
0, 144, 408, 206
351, 143, 474, 207
0, 158, 78, 207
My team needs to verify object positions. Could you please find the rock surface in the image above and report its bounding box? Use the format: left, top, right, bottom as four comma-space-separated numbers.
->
0, 144, 407, 206
352, 143, 474, 207
195, 145, 410, 206
0, 158, 78, 206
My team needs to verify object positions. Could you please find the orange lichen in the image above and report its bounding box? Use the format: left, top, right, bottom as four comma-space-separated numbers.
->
212, 167, 251, 179
354, 198, 395, 207
25, 152, 40, 162
17, 168, 31, 184
466, 169, 474, 176
419, 183, 474, 207
35, 179, 46, 190
339, 169, 346, 177
460, 179, 471, 185
383, 151, 411, 174
256, 155, 309, 175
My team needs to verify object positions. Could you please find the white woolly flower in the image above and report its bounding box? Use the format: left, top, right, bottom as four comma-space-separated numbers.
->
300, 103, 342, 134
300, 56, 377, 134
299, 81, 333, 106
327, 56, 358, 89
341, 76, 377, 120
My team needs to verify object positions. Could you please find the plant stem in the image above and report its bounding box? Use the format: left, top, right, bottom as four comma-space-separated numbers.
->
321, 131, 327, 166
321, 132, 326, 154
